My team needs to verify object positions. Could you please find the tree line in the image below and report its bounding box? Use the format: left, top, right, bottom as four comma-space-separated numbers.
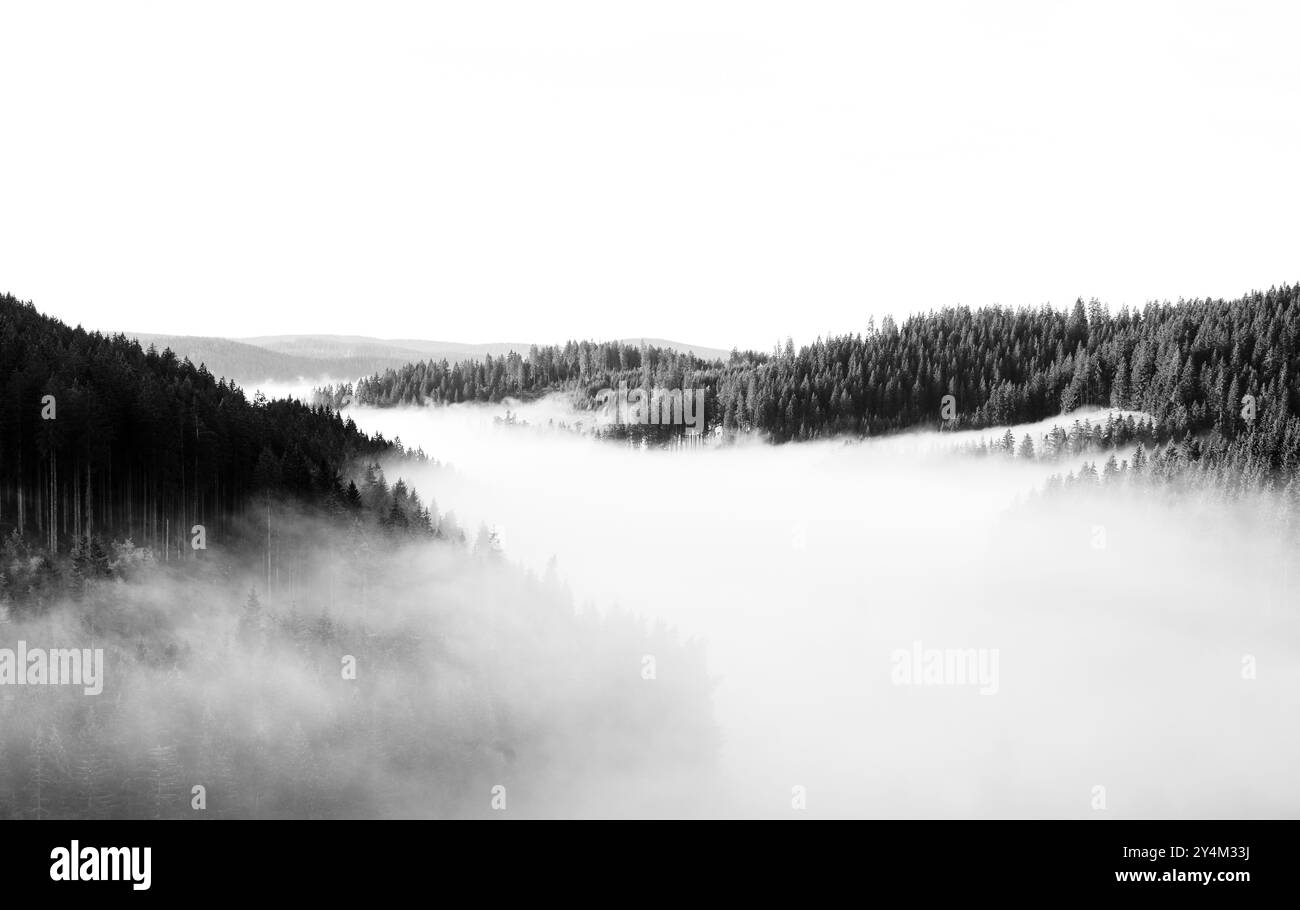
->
329, 285, 1300, 483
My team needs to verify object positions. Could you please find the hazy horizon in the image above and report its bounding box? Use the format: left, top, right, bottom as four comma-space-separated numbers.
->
4, 1, 1299, 349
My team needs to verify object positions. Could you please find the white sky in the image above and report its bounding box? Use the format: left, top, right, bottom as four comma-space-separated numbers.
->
2, 0, 1297, 350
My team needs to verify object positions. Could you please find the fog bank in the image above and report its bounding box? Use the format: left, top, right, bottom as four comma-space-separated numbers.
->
350, 397, 1300, 818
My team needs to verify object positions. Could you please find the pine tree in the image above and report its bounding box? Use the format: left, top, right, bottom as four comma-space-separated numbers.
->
239, 588, 265, 643
1001, 428, 1016, 455
1102, 453, 1120, 482
1132, 442, 1148, 476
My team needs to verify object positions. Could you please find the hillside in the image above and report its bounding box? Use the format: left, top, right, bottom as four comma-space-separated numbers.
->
114, 332, 730, 389
121, 332, 416, 387
0, 295, 400, 561
332, 287, 1300, 490
0, 293, 720, 819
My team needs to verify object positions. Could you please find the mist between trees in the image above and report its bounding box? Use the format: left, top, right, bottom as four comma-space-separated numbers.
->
315, 286, 1300, 481
0, 500, 719, 819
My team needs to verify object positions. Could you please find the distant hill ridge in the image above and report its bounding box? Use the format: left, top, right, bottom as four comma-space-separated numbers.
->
115, 332, 731, 388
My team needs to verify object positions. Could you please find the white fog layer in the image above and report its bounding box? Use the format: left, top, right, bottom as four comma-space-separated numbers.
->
339, 398, 1300, 818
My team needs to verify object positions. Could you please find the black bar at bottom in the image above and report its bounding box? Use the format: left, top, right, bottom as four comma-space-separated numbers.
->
2, 820, 1282, 897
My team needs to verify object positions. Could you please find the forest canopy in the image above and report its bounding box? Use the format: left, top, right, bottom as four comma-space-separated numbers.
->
0, 293, 397, 558
321, 286, 1300, 484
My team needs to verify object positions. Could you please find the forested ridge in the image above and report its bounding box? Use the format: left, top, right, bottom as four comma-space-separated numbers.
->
315, 339, 725, 412
329, 285, 1300, 483
0, 294, 719, 819
0, 293, 401, 560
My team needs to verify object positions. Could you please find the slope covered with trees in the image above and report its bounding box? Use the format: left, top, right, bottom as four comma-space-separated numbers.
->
0, 293, 398, 558
331, 285, 1300, 484
315, 340, 728, 411
0, 294, 721, 818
